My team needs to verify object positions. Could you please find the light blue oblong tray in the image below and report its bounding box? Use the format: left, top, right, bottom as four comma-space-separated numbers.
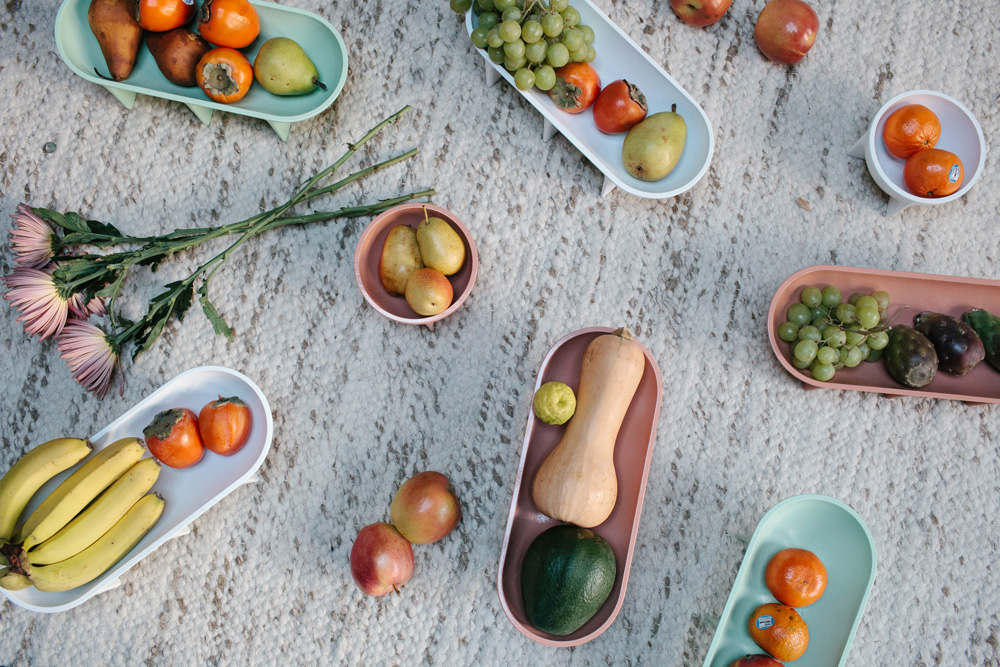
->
55, 0, 348, 140
702, 495, 877, 667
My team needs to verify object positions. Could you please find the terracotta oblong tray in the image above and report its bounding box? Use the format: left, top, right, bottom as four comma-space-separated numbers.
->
465, 0, 713, 200
55, 0, 348, 140
497, 327, 663, 646
1, 366, 273, 613
768, 265, 1000, 403
702, 495, 877, 667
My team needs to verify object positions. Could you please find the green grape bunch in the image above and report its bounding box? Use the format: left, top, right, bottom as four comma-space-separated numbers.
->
453, 0, 598, 92
776, 285, 900, 383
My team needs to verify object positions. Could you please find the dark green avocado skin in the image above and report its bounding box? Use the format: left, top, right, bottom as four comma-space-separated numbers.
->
520, 524, 617, 637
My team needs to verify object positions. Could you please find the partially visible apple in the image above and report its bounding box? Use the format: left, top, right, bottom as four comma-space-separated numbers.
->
753, 0, 819, 65
349, 522, 414, 596
669, 0, 733, 27
727, 656, 784, 667
404, 268, 453, 316
390, 471, 461, 545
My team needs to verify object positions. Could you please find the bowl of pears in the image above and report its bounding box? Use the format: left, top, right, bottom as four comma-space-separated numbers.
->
354, 203, 478, 329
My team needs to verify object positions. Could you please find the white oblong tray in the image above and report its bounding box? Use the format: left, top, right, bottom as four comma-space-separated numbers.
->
2, 366, 273, 613
466, 0, 714, 200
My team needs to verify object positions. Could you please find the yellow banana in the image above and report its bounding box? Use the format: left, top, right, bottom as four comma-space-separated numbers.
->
0, 438, 91, 540
0, 571, 32, 591
18, 437, 145, 550
28, 493, 164, 593
27, 457, 161, 566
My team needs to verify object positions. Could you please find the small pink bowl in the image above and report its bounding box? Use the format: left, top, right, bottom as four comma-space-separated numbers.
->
354, 203, 478, 329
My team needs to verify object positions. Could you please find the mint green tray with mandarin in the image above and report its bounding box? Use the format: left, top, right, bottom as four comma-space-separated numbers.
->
55, 0, 348, 140
702, 495, 877, 667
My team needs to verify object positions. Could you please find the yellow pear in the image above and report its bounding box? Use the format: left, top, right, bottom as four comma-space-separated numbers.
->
378, 225, 423, 295
416, 217, 466, 276
405, 269, 453, 316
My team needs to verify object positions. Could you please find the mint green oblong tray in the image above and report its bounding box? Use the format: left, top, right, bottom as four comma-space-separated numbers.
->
702, 495, 877, 667
54, 0, 348, 140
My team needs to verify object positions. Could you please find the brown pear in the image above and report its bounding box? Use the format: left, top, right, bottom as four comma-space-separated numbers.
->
146, 28, 211, 87
88, 0, 143, 81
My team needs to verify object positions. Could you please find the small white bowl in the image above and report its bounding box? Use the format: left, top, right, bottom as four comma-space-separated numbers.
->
848, 89, 986, 215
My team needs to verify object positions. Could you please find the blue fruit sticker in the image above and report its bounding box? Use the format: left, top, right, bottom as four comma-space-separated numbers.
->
949, 164, 961, 183
756, 615, 775, 630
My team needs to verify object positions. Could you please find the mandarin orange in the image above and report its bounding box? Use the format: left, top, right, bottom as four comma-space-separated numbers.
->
748, 602, 809, 662
903, 148, 964, 198
765, 548, 828, 607
882, 104, 941, 158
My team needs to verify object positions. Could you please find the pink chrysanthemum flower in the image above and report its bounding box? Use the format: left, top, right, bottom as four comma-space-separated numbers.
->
57, 320, 122, 400
68, 292, 107, 319
2, 267, 71, 340
9, 204, 58, 269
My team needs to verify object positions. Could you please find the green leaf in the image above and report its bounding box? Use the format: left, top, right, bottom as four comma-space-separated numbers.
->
33, 208, 69, 230
198, 288, 234, 340
60, 211, 91, 233
86, 218, 122, 238
131, 281, 194, 360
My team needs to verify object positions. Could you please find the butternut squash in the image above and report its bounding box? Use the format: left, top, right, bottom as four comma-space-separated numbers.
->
531, 327, 646, 528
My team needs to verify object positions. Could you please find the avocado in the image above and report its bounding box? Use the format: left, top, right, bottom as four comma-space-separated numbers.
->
520, 524, 617, 636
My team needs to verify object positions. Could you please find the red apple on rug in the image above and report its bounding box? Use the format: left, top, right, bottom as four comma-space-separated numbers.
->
350, 522, 414, 596
390, 471, 461, 545
727, 656, 785, 667
669, 0, 733, 27
754, 0, 819, 64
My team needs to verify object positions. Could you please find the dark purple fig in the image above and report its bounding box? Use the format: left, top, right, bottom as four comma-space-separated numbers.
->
914, 311, 985, 376
884, 325, 938, 388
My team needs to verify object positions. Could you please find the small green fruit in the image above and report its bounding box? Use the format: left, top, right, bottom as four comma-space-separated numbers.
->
532, 381, 577, 425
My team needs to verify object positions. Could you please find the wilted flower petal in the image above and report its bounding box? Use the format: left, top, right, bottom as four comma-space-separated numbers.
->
9, 204, 57, 269
57, 320, 122, 400
2, 267, 70, 340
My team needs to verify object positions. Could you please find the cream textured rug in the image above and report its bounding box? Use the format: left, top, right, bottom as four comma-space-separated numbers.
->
1, 0, 998, 665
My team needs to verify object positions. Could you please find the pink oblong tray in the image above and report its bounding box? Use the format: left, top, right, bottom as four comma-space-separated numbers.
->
768, 265, 1000, 403
496, 326, 663, 647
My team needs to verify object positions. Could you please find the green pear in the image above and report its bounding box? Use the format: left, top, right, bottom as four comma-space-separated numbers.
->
621, 105, 687, 182
253, 37, 327, 96
416, 217, 466, 276
378, 225, 423, 295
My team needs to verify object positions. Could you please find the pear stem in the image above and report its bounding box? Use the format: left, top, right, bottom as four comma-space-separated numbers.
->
313, 78, 327, 91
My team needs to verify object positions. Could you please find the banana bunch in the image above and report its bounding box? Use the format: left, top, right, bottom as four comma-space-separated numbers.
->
0, 436, 164, 594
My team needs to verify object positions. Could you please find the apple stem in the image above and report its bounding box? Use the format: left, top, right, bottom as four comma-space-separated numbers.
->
393, 584, 401, 595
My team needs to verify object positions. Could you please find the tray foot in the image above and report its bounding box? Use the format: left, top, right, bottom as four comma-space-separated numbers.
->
847, 132, 868, 159
423, 321, 436, 332
885, 196, 912, 216
240, 474, 261, 486
95, 576, 122, 594
268, 120, 291, 141
185, 103, 214, 126
169, 524, 192, 540
542, 119, 556, 142
484, 60, 500, 87
600, 175, 615, 198
703, 614, 720, 629
104, 86, 136, 110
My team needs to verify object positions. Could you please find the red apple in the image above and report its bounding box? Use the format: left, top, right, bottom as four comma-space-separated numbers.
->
669, 0, 733, 27
390, 471, 461, 545
727, 656, 784, 667
753, 0, 819, 65
349, 522, 414, 596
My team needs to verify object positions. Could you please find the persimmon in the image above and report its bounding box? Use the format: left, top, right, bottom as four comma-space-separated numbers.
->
882, 104, 941, 159
198, 0, 260, 49
904, 148, 964, 198
199, 395, 252, 456
765, 548, 827, 607
136, 0, 196, 32
196, 47, 254, 103
143, 407, 205, 469
748, 602, 809, 662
